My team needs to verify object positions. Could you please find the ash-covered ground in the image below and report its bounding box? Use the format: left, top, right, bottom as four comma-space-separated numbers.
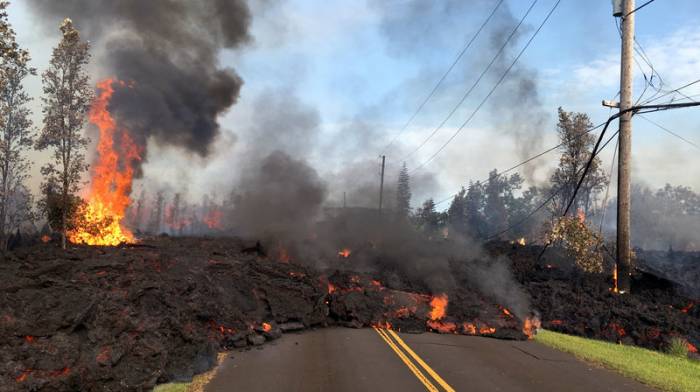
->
0, 236, 697, 391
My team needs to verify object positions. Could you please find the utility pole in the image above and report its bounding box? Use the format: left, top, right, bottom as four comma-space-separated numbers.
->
617, 0, 635, 294
343, 192, 346, 209
378, 155, 386, 214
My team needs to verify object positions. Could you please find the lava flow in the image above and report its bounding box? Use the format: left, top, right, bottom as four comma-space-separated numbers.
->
69, 79, 141, 246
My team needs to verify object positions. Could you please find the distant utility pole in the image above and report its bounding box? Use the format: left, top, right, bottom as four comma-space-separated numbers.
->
378, 155, 386, 214
617, 0, 635, 294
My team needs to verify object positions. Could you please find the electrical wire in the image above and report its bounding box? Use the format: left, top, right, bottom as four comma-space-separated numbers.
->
485, 129, 620, 240
399, 0, 538, 163
410, 0, 562, 174
380, 0, 506, 156
623, 0, 656, 18
639, 115, 700, 150
433, 120, 606, 206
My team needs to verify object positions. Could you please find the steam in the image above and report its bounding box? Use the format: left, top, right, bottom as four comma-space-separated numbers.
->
27, 0, 252, 171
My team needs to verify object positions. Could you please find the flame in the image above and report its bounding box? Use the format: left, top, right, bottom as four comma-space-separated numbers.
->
576, 208, 585, 223
41, 235, 50, 243
611, 265, 619, 293
428, 293, 448, 320
327, 282, 336, 294
69, 79, 140, 246
501, 307, 513, 317
522, 316, 541, 339
203, 209, 223, 229
262, 322, 272, 332
517, 237, 526, 246
338, 248, 351, 258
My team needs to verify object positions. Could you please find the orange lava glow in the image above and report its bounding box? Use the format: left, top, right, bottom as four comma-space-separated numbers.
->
522, 316, 541, 339
681, 302, 694, 313
550, 319, 563, 326
15, 370, 31, 383
462, 323, 477, 335
24, 335, 34, 343
262, 322, 272, 332
427, 320, 457, 334
501, 307, 513, 317
609, 322, 626, 337
338, 248, 351, 258
69, 79, 140, 246
688, 342, 698, 353
479, 326, 496, 334
40, 235, 50, 243
428, 293, 448, 321
327, 282, 336, 294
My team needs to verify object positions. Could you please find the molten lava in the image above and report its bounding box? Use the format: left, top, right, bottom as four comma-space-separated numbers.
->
262, 322, 272, 332
69, 79, 140, 246
338, 248, 351, 258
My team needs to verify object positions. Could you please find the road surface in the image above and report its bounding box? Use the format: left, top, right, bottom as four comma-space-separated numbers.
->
205, 327, 656, 392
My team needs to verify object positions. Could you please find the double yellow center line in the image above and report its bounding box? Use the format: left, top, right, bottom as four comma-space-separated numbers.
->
373, 327, 456, 392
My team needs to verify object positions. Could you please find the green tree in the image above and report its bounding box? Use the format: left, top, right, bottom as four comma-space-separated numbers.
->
416, 198, 441, 235
465, 180, 486, 238
395, 162, 411, 220
550, 108, 607, 217
35, 18, 92, 249
447, 187, 467, 236
0, 1, 35, 250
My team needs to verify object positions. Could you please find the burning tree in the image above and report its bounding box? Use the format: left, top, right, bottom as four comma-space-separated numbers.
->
0, 2, 35, 250
35, 18, 92, 249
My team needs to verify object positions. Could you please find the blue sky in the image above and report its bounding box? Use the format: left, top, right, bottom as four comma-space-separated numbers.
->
8, 0, 700, 207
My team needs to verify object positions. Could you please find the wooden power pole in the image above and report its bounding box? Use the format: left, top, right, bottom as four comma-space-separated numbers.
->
617, 0, 635, 294
378, 155, 386, 214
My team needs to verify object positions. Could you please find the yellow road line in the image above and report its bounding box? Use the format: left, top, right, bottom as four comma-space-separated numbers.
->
372, 327, 440, 392
386, 329, 456, 392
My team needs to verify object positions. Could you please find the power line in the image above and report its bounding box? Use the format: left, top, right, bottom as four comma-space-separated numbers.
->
624, 0, 656, 18
410, 0, 562, 174
399, 0, 538, 163
379, 0, 506, 156
485, 129, 620, 240
642, 78, 700, 105
433, 120, 606, 206
639, 114, 700, 150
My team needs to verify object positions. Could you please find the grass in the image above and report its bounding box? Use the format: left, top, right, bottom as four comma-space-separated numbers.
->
535, 329, 700, 392
152, 353, 228, 392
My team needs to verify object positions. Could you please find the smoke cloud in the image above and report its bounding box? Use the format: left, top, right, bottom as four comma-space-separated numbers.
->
27, 0, 252, 170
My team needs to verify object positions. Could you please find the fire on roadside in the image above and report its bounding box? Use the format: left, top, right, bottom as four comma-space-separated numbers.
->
68, 79, 140, 246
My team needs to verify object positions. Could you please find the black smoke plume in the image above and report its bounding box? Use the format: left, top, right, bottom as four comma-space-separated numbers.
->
27, 0, 251, 169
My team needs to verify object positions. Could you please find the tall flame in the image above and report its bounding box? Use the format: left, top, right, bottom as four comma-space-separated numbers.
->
68, 79, 140, 246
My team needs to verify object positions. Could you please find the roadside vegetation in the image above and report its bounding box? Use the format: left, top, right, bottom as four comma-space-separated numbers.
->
536, 329, 700, 392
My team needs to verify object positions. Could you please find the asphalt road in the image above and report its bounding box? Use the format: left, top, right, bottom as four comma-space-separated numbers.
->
204, 328, 656, 392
